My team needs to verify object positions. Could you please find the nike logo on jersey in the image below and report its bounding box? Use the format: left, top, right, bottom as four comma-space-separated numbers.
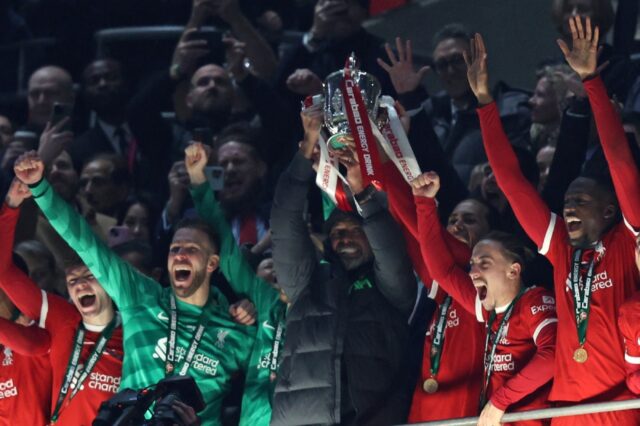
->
156, 311, 196, 331
262, 321, 275, 330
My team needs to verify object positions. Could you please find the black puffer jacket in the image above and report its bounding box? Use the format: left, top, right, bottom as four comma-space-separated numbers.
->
270, 152, 417, 425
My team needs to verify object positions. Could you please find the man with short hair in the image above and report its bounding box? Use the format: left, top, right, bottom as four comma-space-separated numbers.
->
0, 178, 123, 425
26, 66, 75, 132
79, 153, 130, 218
269, 116, 416, 424
377, 26, 531, 185
14, 150, 275, 425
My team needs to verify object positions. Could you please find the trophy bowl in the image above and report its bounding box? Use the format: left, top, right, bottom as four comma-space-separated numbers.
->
323, 55, 382, 150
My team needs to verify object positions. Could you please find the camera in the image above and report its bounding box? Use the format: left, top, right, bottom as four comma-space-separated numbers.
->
93, 375, 205, 426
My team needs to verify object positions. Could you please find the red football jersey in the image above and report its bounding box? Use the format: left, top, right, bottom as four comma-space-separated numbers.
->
617, 291, 640, 395
42, 293, 124, 426
0, 340, 51, 426
477, 286, 556, 415
408, 298, 485, 422
540, 217, 640, 403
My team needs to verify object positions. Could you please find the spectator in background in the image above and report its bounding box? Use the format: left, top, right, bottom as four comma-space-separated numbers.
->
0, 116, 13, 147
279, 0, 392, 100
529, 64, 573, 150
112, 239, 162, 281
25, 66, 75, 133
117, 196, 157, 244
79, 153, 130, 219
378, 28, 531, 186
14, 239, 65, 296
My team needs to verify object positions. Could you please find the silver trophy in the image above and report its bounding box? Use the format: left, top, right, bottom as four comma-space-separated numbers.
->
323, 53, 384, 149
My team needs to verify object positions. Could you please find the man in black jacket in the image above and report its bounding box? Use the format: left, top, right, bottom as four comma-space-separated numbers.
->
270, 112, 416, 425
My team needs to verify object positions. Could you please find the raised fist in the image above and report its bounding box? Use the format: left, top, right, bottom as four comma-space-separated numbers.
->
14, 151, 45, 186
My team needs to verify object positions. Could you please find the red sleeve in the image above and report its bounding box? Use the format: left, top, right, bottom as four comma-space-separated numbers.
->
584, 76, 640, 230
477, 103, 553, 248
618, 293, 640, 394
491, 289, 557, 410
0, 319, 51, 356
415, 196, 478, 315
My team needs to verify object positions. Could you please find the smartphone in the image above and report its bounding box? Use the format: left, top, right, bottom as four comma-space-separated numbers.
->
205, 166, 225, 191
107, 225, 134, 247
192, 127, 213, 146
50, 103, 72, 131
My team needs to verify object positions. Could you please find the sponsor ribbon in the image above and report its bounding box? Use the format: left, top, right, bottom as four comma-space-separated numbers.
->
51, 314, 121, 423
340, 63, 382, 187
429, 295, 452, 378
479, 287, 525, 410
165, 294, 208, 376
570, 249, 595, 350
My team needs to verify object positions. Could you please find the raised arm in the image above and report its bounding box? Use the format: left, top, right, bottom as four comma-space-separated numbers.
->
557, 16, 640, 229
413, 172, 477, 315
270, 112, 322, 304
0, 319, 51, 356
13, 152, 159, 309
185, 142, 279, 317
465, 34, 553, 247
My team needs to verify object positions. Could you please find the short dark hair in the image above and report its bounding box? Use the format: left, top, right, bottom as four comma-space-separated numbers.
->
462, 196, 501, 231
323, 208, 363, 235
62, 252, 87, 272
432, 23, 472, 50
551, 0, 614, 36
480, 231, 534, 274
83, 153, 131, 186
174, 217, 220, 254
214, 123, 265, 163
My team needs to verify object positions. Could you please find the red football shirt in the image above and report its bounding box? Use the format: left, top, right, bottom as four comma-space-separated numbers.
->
477, 287, 556, 414
618, 291, 640, 395
540, 218, 639, 402
41, 293, 124, 426
0, 203, 123, 425
382, 162, 485, 422
0, 325, 52, 426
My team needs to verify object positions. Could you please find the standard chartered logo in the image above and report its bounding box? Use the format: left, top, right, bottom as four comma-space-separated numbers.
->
0, 378, 17, 399
152, 337, 219, 376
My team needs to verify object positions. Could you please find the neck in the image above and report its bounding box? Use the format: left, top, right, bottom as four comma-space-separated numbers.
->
177, 282, 211, 308
97, 111, 125, 126
82, 305, 115, 328
495, 281, 522, 313
451, 92, 474, 110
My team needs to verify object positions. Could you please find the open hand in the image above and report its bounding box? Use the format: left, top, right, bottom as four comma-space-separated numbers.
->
14, 151, 44, 186
463, 33, 492, 105
5, 178, 31, 208
184, 142, 209, 185
377, 37, 430, 95
556, 16, 599, 80
411, 171, 440, 198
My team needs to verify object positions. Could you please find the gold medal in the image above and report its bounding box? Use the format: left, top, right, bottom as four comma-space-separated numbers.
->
423, 377, 439, 394
573, 347, 588, 363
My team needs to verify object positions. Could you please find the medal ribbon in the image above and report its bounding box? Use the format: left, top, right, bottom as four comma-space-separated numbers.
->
479, 288, 524, 408
429, 296, 452, 377
340, 63, 382, 187
571, 249, 595, 348
165, 294, 208, 376
51, 314, 120, 423
269, 321, 285, 374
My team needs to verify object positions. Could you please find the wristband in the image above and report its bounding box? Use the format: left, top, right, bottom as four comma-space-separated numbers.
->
353, 184, 376, 204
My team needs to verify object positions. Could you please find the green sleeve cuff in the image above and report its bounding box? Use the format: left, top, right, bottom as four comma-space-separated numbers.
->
28, 178, 50, 198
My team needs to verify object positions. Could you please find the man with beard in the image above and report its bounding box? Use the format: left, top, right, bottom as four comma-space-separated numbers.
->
469, 20, 640, 424
0, 178, 123, 425
14, 151, 271, 425
269, 116, 416, 424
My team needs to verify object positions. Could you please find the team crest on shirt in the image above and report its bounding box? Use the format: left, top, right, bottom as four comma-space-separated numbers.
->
498, 323, 510, 345
2, 347, 12, 366
215, 330, 229, 349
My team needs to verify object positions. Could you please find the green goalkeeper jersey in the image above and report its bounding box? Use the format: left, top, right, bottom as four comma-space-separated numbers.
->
190, 183, 285, 426
31, 179, 258, 425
